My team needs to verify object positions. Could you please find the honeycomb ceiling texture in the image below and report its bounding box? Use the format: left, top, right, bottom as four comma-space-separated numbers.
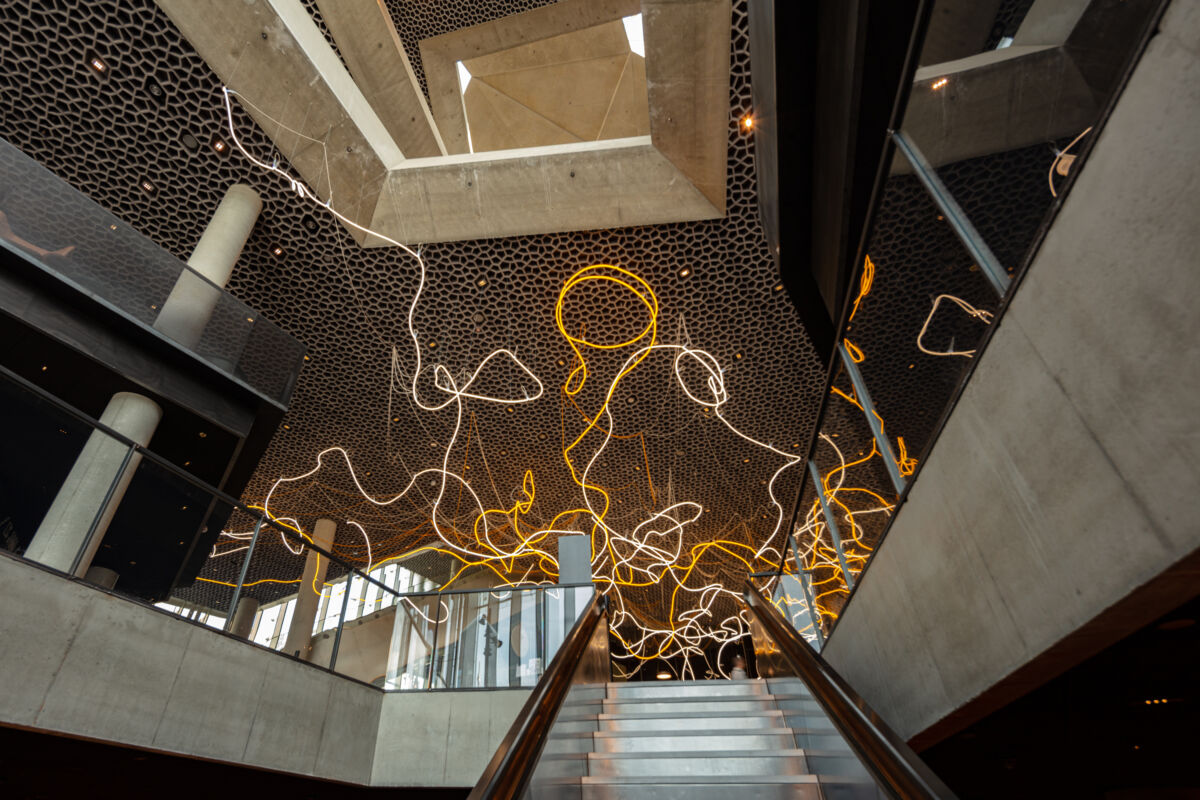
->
0, 0, 825, 670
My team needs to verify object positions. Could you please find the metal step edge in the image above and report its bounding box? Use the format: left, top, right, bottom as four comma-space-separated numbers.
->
592, 710, 786, 720
605, 679, 764, 688
596, 696, 783, 707
534, 775, 822, 786
536, 749, 838, 763
549, 728, 799, 740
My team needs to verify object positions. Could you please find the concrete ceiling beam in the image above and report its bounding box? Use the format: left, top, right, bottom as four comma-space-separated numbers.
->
314, 0, 447, 158
154, 0, 405, 245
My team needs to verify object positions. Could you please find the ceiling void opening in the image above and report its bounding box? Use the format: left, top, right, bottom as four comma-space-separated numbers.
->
622, 14, 645, 57
455, 61, 475, 153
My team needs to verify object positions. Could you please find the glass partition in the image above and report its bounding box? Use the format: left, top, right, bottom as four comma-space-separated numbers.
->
0, 136, 304, 403
801, 0, 1163, 648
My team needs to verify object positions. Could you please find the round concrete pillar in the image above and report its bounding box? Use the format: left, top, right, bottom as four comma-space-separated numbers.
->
229, 596, 261, 639
25, 392, 163, 576
153, 183, 262, 349
283, 517, 338, 660
83, 565, 120, 589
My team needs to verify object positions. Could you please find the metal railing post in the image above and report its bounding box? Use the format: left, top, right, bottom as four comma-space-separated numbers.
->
329, 572, 353, 671
224, 516, 264, 633
838, 342, 907, 496
807, 459, 857, 591
892, 129, 1011, 297
70, 442, 136, 577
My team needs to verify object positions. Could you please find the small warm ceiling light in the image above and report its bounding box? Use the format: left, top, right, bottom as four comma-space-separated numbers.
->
931, 78, 948, 91
109, 224, 118, 231
741, 114, 754, 130
679, 268, 691, 277
283, 424, 290, 430
477, 278, 487, 288
198, 431, 207, 438
428, 341, 437, 348
270, 245, 284, 258
246, 316, 254, 323
656, 670, 672, 680
183, 461, 191, 466
87, 54, 108, 74
774, 283, 784, 291
742, 458, 750, 463
41, 365, 48, 371
139, 178, 156, 194
735, 352, 743, 359
180, 506, 188, 511
392, 416, 399, 422
304, 355, 311, 361
210, 133, 228, 154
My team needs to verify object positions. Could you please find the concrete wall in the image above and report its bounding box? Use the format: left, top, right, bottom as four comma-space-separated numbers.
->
823, 1, 1200, 742
0, 552, 530, 786
0, 551, 379, 783
372, 689, 530, 787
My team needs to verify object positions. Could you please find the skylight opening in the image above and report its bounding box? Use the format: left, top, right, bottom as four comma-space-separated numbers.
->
622, 14, 644, 58
456, 61, 475, 153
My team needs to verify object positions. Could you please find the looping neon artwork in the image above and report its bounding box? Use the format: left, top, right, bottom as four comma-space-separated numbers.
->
211, 88, 809, 676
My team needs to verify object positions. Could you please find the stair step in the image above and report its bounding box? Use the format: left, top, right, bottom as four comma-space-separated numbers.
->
595, 696, 780, 715
589, 729, 798, 754
601, 711, 787, 732
528, 774, 831, 800
586, 749, 810, 777
605, 680, 768, 700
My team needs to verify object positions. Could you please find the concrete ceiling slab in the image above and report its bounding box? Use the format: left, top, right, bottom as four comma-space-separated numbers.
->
156, 0, 729, 245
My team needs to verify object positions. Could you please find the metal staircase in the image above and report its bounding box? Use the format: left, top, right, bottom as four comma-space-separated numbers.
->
530, 678, 878, 798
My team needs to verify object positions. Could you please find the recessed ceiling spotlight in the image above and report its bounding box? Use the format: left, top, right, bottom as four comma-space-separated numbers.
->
180, 132, 200, 152
300, 214, 318, 233
774, 283, 784, 292
270, 245, 284, 258
139, 178, 156, 195
679, 268, 691, 277
741, 114, 754, 130
656, 670, 672, 680
86, 52, 108, 74
143, 76, 166, 104
210, 133, 228, 154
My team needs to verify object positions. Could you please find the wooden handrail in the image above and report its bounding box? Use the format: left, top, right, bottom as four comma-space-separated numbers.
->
744, 584, 958, 799
467, 592, 607, 800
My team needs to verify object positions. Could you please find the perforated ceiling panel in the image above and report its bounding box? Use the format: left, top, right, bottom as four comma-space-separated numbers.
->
0, 0, 824, 664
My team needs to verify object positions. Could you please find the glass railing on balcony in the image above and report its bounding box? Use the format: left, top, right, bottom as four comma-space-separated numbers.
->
0, 362, 591, 690
0, 136, 304, 404
779, 0, 1163, 643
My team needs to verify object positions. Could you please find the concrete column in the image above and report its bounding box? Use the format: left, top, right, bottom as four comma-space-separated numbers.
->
153, 183, 262, 349
83, 565, 119, 589
557, 534, 592, 585
229, 596, 261, 639
284, 517, 337, 660
25, 392, 163, 576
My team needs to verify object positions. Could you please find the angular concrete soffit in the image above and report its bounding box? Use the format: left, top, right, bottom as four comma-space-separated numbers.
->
156, 0, 732, 246
895, 1, 1102, 175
